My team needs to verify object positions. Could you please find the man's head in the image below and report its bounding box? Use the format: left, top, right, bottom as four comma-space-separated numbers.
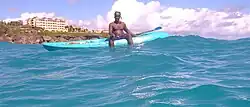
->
114, 11, 121, 21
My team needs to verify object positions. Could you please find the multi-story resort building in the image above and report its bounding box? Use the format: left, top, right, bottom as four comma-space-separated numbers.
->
27, 17, 67, 32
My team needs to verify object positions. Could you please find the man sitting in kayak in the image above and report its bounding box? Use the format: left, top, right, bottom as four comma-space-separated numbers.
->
108, 11, 135, 47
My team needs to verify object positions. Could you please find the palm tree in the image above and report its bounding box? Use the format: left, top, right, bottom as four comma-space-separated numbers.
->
65, 25, 69, 32
77, 28, 81, 32
69, 25, 73, 32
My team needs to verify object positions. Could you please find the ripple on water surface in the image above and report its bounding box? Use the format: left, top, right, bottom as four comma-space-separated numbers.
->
0, 37, 250, 107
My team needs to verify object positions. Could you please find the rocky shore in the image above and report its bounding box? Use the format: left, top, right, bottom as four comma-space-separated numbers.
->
0, 32, 104, 44
0, 22, 108, 44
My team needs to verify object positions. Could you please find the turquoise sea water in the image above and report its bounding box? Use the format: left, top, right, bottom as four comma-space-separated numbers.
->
1, 35, 250, 107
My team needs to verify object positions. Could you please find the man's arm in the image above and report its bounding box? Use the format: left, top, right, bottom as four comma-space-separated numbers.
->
123, 23, 135, 36
109, 23, 115, 37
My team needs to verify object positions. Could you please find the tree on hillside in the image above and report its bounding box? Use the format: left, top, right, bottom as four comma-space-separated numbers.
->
77, 28, 81, 32
7, 21, 23, 27
65, 25, 74, 32
65, 25, 69, 31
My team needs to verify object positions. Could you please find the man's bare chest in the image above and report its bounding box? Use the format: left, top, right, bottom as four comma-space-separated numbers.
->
112, 23, 124, 30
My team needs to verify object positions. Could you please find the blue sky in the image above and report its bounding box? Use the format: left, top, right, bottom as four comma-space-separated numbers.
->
1, 0, 249, 20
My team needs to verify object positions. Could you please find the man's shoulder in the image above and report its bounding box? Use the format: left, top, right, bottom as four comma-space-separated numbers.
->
109, 21, 126, 25
109, 22, 114, 25
120, 21, 126, 24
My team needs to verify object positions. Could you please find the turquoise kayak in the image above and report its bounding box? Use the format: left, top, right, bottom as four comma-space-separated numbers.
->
42, 31, 169, 51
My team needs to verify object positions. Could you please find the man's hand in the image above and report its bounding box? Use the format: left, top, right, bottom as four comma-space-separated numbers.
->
110, 33, 115, 38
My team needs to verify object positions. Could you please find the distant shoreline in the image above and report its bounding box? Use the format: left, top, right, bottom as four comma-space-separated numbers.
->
0, 21, 109, 44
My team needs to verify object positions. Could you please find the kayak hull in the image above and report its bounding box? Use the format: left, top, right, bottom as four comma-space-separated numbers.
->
42, 31, 169, 51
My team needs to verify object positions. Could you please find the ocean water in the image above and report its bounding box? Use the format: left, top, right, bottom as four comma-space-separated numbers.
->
1, 35, 250, 107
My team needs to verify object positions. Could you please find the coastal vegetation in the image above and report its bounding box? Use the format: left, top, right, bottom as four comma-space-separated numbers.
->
0, 20, 109, 44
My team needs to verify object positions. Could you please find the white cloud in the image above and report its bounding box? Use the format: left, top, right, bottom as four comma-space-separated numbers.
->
85, 0, 250, 40
3, 0, 250, 40
3, 12, 55, 22
3, 12, 66, 25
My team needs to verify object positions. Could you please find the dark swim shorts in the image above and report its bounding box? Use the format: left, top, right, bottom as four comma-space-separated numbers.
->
106, 34, 128, 41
